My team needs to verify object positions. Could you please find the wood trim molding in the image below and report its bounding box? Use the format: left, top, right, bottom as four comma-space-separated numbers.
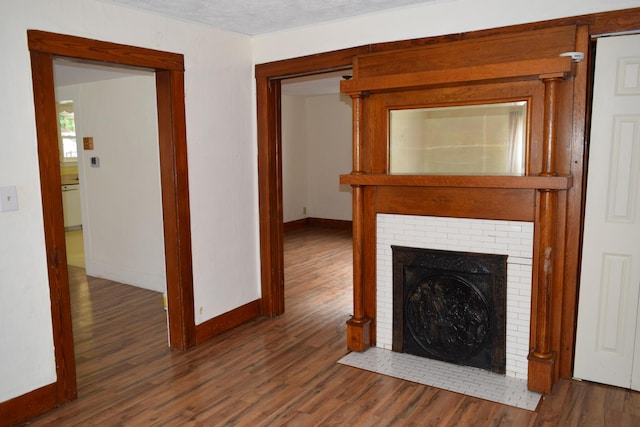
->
366, 8, 640, 53
307, 218, 352, 229
0, 384, 57, 427
342, 57, 574, 94
155, 69, 196, 350
29, 48, 78, 405
284, 218, 352, 232
559, 24, 590, 379
195, 300, 261, 344
283, 218, 309, 231
340, 174, 573, 190
26, 30, 195, 418
256, 77, 285, 317
375, 187, 536, 222
255, 46, 369, 78
27, 30, 184, 71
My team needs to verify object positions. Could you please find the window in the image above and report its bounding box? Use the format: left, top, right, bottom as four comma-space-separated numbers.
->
57, 101, 77, 162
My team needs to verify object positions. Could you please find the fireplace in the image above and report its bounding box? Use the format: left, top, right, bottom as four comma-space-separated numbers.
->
376, 214, 533, 379
392, 246, 507, 374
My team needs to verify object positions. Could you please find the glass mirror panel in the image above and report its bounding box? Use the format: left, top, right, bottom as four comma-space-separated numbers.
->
389, 101, 527, 175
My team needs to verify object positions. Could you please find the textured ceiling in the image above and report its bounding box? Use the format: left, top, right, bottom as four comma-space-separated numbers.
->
96, 0, 438, 35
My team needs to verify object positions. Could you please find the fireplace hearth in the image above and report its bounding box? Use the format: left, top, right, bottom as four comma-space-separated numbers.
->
392, 246, 507, 374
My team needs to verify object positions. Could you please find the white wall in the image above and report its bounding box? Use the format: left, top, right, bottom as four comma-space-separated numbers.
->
56, 74, 166, 293
0, 0, 257, 403
282, 95, 308, 222
253, 0, 640, 63
282, 94, 352, 222
305, 94, 352, 221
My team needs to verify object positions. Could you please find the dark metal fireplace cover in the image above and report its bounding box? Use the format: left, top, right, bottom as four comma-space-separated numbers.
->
392, 246, 507, 374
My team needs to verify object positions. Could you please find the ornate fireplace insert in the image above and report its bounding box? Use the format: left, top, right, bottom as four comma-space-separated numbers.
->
392, 246, 507, 374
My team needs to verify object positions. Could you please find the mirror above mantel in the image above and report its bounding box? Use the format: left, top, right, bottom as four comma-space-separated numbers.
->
389, 100, 528, 176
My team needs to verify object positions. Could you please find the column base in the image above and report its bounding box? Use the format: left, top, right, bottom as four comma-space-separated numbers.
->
346, 317, 371, 352
527, 351, 556, 394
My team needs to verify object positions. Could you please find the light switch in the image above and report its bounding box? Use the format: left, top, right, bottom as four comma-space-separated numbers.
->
0, 186, 18, 212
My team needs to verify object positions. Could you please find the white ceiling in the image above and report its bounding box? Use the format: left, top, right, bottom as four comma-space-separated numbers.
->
96, 0, 438, 36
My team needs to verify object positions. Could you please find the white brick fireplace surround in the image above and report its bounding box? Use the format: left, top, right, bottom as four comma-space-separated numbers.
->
375, 214, 534, 380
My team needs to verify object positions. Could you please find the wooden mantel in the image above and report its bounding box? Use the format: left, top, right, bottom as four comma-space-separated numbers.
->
340, 24, 588, 394
340, 56, 575, 94
340, 174, 573, 190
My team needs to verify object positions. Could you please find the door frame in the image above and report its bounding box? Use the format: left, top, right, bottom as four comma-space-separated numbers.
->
28, 30, 195, 404
255, 48, 366, 316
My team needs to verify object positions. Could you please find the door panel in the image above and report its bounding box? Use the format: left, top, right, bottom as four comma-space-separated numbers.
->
574, 34, 640, 390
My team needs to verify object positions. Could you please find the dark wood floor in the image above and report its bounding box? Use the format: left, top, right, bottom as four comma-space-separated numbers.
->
24, 224, 640, 426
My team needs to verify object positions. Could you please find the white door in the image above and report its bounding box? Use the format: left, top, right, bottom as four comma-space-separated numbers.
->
574, 34, 640, 389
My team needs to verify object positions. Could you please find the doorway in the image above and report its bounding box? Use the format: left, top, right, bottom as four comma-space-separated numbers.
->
28, 30, 195, 405
54, 59, 166, 295
54, 60, 169, 393
280, 71, 352, 226
255, 49, 364, 317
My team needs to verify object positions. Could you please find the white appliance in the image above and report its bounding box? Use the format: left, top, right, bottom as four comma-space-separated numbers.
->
62, 184, 82, 229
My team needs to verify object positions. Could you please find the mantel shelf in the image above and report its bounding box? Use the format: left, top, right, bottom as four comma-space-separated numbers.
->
339, 174, 573, 190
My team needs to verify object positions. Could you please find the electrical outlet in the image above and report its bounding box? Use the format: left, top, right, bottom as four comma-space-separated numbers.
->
303, 207, 307, 215
0, 186, 18, 212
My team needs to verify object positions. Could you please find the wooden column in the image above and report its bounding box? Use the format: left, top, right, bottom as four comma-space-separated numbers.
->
346, 92, 371, 351
528, 75, 563, 393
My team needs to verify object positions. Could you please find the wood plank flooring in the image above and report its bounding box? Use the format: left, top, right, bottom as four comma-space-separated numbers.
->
24, 224, 640, 426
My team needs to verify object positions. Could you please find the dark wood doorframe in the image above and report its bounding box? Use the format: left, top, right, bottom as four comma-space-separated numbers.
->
28, 30, 195, 404
255, 48, 367, 317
